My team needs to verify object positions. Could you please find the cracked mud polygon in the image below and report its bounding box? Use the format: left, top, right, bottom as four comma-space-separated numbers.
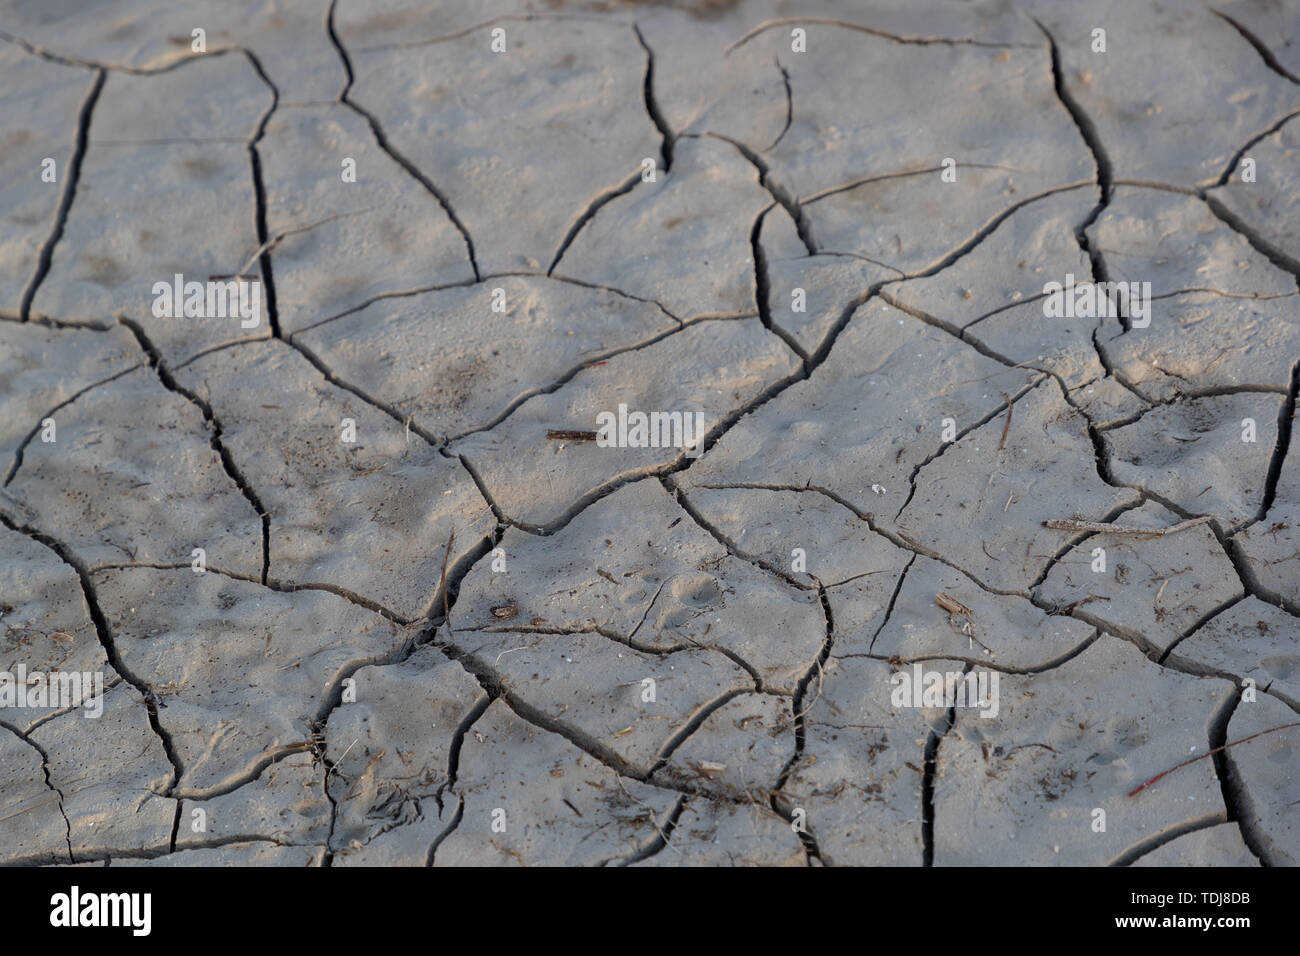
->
1, 0, 1298, 869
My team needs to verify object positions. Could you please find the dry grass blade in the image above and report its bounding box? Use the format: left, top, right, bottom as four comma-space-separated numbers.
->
1043, 515, 1213, 537
1128, 721, 1300, 797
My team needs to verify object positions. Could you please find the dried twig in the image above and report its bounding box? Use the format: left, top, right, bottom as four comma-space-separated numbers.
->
327, 737, 360, 779
1128, 722, 1300, 797
547, 429, 598, 441
936, 593, 992, 653
1153, 576, 1173, 606
1043, 515, 1213, 537
613, 774, 681, 857
439, 526, 456, 637
1053, 593, 1111, 615
998, 392, 1012, 450
230, 208, 375, 280
935, 592, 974, 616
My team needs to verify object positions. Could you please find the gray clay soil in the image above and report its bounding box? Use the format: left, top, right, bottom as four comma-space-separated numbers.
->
0, 0, 1297, 866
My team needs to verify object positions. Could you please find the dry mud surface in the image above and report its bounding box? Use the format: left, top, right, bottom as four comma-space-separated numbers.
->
1, 0, 1298, 867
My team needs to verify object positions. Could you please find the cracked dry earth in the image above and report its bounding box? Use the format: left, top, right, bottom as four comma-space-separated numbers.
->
1, 0, 1298, 870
